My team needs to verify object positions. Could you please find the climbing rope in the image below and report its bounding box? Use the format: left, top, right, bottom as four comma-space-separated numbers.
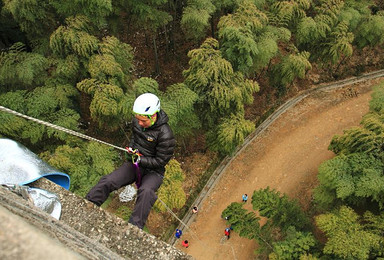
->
0, 105, 127, 152
0, 105, 217, 254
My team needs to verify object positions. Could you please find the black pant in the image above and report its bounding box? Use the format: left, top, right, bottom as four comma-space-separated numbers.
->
86, 162, 163, 229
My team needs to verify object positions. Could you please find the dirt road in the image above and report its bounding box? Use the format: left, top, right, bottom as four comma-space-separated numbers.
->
175, 78, 382, 259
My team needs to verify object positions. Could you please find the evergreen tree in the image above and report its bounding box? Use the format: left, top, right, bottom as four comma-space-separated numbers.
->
222, 202, 265, 241
267, 0, 311, 30
316, 206, 383, 259
269, 50, 311, 95
295, 0, 347, 63
40, 141, 119, 196
217, 0, 270, 74
322, 21, 354, 65
269, 227, 317, 260
49, 0, 113, 28
0, 42, 48, 89
313, 153, 384, 210
154, 159, 186, 212
181, 0, 216, 41
0, 90, 27, 137
207, 111, 255, 155
48, 16, 136, 129
354, 13, 384, 49
183, 37, 259, 154
162, 83, 201, 138
183, 37, 259, 128
369, 82, 384, 114
132, 77, 160, 97
2, 0, 57, 46
0, 84, 79, 145
50, 15, 99, 58
252, 187, 311, 231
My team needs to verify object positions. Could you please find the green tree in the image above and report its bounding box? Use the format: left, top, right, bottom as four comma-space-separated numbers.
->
49, 16, 135, 129
315, 206, 383, 259
0, 90, 28, 137
41, 141, 119, 196
329, 126, 384, 156
2, 0, 57, 46
183, 37, 258, 127
49, 0, 113, 27
217, 0, 270, 74
222, 202, 265, 241
322, 22, 354, 65
132, 77, 160, 97
369, 82, 384, 114
207, 112, 255, 155
0, 42, 48, 89
267, 0, 311, 30
162, 83, 201, 139
0, 85, 79, 145
50, 15, 99, 58
154, 159, 186, 212
181, 0, 216, 41
115, 0, 172, 74
354, 13, 384, 49
363, 210, 384, 237
183, 37, 259, 154
252, 187, 311, 231
269, 51, 311, 95
269, 227, 317, 260
295, 0, 347, 63
313, 153, 384, 210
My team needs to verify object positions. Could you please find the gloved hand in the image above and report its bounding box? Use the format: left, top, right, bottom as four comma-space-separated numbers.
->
126, 147, 136, 154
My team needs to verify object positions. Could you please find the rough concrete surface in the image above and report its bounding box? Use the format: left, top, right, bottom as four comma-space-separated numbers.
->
0, 178, 192, 260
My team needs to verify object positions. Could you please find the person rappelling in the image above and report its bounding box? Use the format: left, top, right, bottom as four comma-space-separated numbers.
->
86, 93, 176, 229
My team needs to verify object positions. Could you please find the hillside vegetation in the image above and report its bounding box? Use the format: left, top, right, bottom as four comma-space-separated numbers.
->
1, 0, 384, 238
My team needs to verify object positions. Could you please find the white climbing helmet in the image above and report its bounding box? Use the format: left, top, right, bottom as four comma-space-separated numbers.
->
133, 93, 160, 116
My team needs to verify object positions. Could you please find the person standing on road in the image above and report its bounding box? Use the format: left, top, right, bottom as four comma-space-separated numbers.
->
225, 227, 231, 239
86, 93, 176, 229
175, 229, 183, 239
182, 240, 189, 248
242, 194, 248, 203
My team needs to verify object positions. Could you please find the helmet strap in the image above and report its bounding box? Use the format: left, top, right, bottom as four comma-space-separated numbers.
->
148, 113, 157, 126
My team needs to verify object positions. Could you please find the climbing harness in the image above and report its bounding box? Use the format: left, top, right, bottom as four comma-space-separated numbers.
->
132, 155, 142, 188
126, 147, 142, 188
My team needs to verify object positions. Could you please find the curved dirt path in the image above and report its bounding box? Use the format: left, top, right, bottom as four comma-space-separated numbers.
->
175, 77, 383, 259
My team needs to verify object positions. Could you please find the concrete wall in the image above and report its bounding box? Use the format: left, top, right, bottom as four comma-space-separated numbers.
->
0, 178, 192, 260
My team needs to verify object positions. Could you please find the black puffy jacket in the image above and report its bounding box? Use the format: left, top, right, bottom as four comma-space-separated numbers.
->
130, 109, 175, 175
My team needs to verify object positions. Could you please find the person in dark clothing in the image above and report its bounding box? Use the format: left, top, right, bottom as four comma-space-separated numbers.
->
86, 93, 176, 229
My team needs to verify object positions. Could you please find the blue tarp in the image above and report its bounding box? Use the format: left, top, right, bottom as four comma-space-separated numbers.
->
0, 138, 70, 190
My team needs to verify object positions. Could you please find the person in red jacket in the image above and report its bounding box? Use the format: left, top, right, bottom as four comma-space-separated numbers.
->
225, 227, 231, 239
182, 240, 189, 248
86, 93, 175, 230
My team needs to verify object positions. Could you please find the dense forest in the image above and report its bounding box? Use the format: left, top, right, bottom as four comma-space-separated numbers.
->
1, 0, 384, 249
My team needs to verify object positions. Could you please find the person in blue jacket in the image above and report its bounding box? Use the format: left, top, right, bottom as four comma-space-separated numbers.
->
175, 228, 182, 239
242, 194, 248, 203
